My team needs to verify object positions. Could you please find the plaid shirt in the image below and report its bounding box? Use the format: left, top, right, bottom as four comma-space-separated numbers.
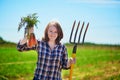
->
17, 40, 69, 80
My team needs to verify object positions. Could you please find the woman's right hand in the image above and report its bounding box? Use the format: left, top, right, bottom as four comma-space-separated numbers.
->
19, 36, 28, 45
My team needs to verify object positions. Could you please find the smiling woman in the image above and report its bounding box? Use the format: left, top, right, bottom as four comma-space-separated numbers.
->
17, 20, 76, 80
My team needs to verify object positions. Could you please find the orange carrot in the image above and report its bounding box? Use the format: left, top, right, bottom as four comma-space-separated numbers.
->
27, 33, 37, 48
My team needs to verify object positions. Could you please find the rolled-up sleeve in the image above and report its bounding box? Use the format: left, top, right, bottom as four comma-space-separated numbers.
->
61, 45, 70, 69
17, 42, 37, 52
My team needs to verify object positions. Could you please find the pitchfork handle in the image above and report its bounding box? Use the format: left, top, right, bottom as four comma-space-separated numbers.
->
69, 53, 76, 80
73, 44, 77, 53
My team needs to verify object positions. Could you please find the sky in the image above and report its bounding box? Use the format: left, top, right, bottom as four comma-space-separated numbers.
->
0, 0, 120, 44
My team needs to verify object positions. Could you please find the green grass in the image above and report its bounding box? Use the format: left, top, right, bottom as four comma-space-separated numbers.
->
62, 44, 120, 80
0, 43, 120, 80
0, 43, 37, 80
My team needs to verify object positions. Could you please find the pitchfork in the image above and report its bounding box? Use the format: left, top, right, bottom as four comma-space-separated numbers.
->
69, 20, 89, 80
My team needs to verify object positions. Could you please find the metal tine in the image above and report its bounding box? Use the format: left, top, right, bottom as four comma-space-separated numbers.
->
74, 21, 80, 43
78, 22, 85, 43
82, 22, 89, 43
69, 20, 76, 43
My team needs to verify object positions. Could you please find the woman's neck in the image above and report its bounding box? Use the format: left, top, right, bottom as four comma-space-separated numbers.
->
48, 40, 55, 44
48, 41, 56, 50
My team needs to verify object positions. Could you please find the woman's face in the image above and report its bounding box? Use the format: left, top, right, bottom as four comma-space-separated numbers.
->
48, 26, 58, 42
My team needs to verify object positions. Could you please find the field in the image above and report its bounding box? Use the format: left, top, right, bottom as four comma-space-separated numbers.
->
0, 43, 120, 80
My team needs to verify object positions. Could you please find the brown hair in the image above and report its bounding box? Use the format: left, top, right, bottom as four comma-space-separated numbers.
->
42, 21, 63, 44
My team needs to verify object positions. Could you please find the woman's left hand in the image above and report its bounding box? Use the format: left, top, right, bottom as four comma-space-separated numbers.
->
67, 58, 76, 68
69, 57, 76, 64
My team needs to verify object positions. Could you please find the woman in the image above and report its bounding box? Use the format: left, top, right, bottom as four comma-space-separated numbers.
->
17, 21, 75, 80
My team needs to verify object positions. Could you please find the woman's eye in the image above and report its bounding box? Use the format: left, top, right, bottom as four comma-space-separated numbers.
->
50, 31, 52, 32
54, 31, 57, 33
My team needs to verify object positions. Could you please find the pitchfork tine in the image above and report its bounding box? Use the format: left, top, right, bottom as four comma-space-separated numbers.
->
78, 22, 84, 43
74, 21, 80, 43
82, 22, 89, 43
69, 20, 76, 43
